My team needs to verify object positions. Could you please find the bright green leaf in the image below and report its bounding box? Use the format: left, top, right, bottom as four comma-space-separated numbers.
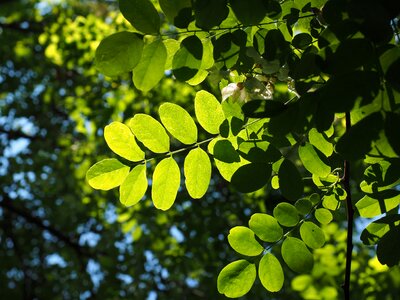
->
151, 157, 180, 210
356, 191, 400, 218
129, 114, 170, 153
228, 226, 264, 256
217, 260, 256, 298
95, 31, 143, 77
273, 203, 299, 227
132, 39, 167, 91
172, 35, 203, 81
361, 215, 400, 245
308, 128, 333, 157
120, 164, 147, 206
104, 121, 144, 161
184, 148, 211, 198
300, 222, 325, 249
86, 159, 130, 190
249, 213, 283, 242
281, 237, 314, 273
159, 103, 197, 144
194, 90, 225, 134
298, 142, 331, 177
259, 253, 284, 292
119, 0, 160, 34
315, 208, 333, 225
214, 157, 249, 181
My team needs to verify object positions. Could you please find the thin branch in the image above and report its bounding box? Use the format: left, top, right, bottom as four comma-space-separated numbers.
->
342, 112, 354, 300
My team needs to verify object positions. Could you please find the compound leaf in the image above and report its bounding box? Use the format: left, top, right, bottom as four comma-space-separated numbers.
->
249, 213, 283, 242
281, 237, 314, 273
86, 159, 130, 190
194, 90, 225, 134
300, 222, 325, 249
184, 148, 211, 198
228, 226, 263, 256
273, 203, 299, 227
120, 164, 148, 206
259, 253, 284, 292
119, 0, 160, 34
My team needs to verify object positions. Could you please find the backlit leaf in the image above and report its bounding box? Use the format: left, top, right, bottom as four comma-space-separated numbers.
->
300, 222, 325, 249
86, 159, 130, 190
282, 237, 314, 273
172, 35, 203, 81
129, 114, 170, 153
228, 226, 263, 256
273, 203, 299, 227
217, 260, 256, 298
361, 215, 400, 245
315, 208, 333, 225
184, 148, 211, 198
152, 157, 180, 210
298, 142, 331, 177
308, 128, 333, 157
295, 198, 313, 215
95, 31, 143, 77
119, 0, 160, 34
356, 191, 400, 218
133, 39, 167, 91
249, 213, 283, 242
259, 253, 284, 292
159, 103, 197, 144
194, 90, 225, 134
214, 157, 249, 182
120, 164, 147, 206
104, 122, 144, 162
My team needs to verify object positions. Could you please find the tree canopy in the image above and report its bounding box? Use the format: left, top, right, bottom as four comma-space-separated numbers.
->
1, 0, 400, 299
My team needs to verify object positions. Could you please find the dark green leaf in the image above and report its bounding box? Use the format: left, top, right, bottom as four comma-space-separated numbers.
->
119, 0, 160, 34
229, 0, 267, 25
292, 33, 312, 50
376, 226, 400, 267
231, 163, 272, 193
249, 213, 283, 242
237, 141, 281, 163
173, 35, 203, 81
295, 198, 313, 215
193, 0, 228, 29
361, 215, 400, 245
278, 159, 304, 201
242, 100, 286, 118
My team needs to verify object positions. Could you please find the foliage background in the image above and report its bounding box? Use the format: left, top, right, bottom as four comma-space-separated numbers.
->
0, 0, 399, 299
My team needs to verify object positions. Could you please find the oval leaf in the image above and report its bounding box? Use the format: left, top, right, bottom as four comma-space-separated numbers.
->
281, 237, 314, 273
120, 164, 148, 206
231, 163, 272, 193
298, 142, 331, 177
86, 159, 130, 190
104, 121, 145, 161
314, 208, 333, 225
133, 39, 167, 91
259, 253, 284, 292
95, 31, 143, 77
172, 35, 203, 81
159, 103, 197, 144
278, 159, 304, 201
129, 114, 170, 153
217, 260, 256, 298
228, 226, 264, 256
300, 222, 325, 249
184, 148, 211, 198
194, 90, 226, 134
249, 213, 283, 242
119, 0, 160, 34
273, 203, 299, 227
152, 157, 180, 210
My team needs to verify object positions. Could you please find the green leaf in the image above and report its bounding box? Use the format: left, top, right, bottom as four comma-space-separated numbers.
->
292, 33, 312, 49
193, 0, 228, 30
249, 213, 283, 242
163, 39, 180, 70
119, 164, 148, 206
298, 142, 331, 177
95, 31, 143, 77
228, 226, 264, 256
104, 121, 144, 162
259, 253, 284, 292
214, 157, 249, 182
377, 226, 400, 267
119, 0, 160, 34
86, 159, 130, 190
336, 112, 383, 161
322, 193, 340, 211
273, 203, 299, 227
217, 260, 256, 298
184, 148, 211, 199
361, 215, 400, 245
300, 222, 325, 249
237, 141, 281, 163
129, 114, 170, 153
281, 237, 314, 273
159, 102, 197, 144
230, 0, 267, 25
231, 163, 272, 193
132, 39, 167, 92
213, 139, 240, 163
278, 159, 304, 201
151, 157, 180, 210
315, 208, 333, 225
355, 191, 400, 218
308, 128, 333, 157
159, 0, 192, 27
295, 198, 313, 215
242, 100, 286, 118
194, 90, 225, 134
172, 35, 203, 81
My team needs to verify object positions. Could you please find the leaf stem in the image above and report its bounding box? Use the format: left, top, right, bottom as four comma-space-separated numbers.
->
342, 112, 354, 300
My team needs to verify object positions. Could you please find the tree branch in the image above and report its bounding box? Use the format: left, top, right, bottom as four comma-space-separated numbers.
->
342, 112, 354, 300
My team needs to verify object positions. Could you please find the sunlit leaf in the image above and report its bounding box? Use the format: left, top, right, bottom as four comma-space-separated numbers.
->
172, 35, 203, 81
315, 208, 333, 225
249, 213, 283, 242
104, 121, 144, 161
86, 159, 130, 190
361, 214, 400, 245
129, 114, 170, 153
300, 222, 325, 249
281, 237, 314, 273
133, 39, 167, 91
95, 31, 143, 77
295, 198, 313, 215
217, 260, 256, 298
273, 202, 299, 227
159, 0, 192, 28
119, 0, 160, 34
184, 148, 211, 198
308, 128, 333, 157
259, 253, 284, 292
120, 164, 147, 206
356, 191, 400, 218
194, 90, 226, 134
152, 157, 180, 210
298, 142, 331, 177
228, 226, 263, 256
